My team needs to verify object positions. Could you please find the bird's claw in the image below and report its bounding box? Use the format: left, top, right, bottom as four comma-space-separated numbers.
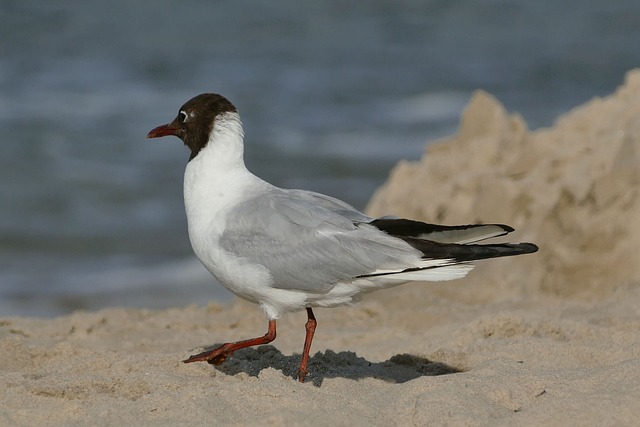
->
183, 348, 230, 365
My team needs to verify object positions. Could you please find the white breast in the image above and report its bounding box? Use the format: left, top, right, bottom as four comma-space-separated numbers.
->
182, 113, 275, 304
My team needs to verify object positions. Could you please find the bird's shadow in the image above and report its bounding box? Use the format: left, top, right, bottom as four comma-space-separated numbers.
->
193, 344, 463, 387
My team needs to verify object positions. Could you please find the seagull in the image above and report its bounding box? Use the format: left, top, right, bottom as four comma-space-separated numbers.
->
147, 93, 538, 383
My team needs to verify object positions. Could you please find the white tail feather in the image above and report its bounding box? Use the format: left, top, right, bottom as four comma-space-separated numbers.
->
366, 259, 475, 282
385, 263, 474, 282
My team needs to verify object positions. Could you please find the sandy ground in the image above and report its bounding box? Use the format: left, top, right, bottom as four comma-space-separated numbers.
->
3, 71, 640, 426
2, 290, 639, 426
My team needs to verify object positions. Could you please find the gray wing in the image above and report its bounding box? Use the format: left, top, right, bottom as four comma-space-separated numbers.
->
219, 189, 421, 293
285, 189, 373, 223
287, 190, 509, 244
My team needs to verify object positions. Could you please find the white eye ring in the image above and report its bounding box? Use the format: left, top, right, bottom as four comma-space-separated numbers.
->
179, 110, 188, 122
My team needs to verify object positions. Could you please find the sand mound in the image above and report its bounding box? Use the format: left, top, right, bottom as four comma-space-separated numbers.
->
368, 70, 640, 299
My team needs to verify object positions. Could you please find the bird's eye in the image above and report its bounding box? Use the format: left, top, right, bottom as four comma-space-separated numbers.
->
179, 111, 188, 123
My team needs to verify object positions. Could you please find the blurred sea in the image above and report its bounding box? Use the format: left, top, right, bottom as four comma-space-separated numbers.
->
1, 1, 639, 316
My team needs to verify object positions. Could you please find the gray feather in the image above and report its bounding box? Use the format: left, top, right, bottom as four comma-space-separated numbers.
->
219, 189, 421, 293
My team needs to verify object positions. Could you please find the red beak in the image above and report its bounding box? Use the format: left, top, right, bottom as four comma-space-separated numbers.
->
147, 123, 179, 139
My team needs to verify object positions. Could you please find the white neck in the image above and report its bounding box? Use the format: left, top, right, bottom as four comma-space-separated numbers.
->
194, 111, 245, 170
183, 112, 264, 239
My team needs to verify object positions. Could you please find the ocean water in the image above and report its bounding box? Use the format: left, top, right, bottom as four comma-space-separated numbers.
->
1, 1, 639, 316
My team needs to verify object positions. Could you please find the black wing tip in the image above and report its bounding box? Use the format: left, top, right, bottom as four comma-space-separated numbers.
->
515, 242, 539, 254
370, 219, 518, 237
495, 224, 515, 233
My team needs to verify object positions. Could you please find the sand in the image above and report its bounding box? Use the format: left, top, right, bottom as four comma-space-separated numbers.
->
3, 71, 640, 426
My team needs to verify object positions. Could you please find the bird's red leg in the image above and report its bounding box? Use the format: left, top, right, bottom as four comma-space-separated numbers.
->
183, 319, 277, 365
298, 308, 317, 383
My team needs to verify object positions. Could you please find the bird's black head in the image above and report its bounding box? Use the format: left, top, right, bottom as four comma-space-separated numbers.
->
147, 93, 237, 160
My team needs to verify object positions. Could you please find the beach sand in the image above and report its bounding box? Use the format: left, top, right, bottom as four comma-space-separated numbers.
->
3, 71, 640, 426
